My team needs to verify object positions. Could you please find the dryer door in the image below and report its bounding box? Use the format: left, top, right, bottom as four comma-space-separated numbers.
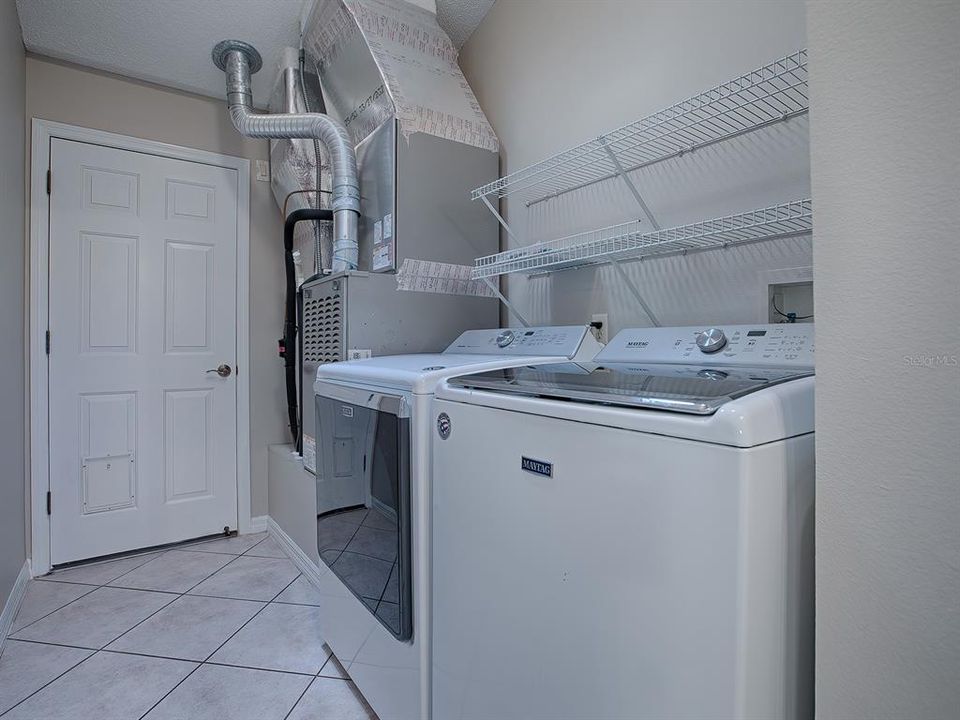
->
314, 384, 412, 641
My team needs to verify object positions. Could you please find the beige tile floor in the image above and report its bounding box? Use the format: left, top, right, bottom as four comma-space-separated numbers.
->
0, 533, 377, 720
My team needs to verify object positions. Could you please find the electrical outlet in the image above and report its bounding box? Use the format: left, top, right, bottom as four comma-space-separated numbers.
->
590, 313, 608, 344
255, 159, 270, 182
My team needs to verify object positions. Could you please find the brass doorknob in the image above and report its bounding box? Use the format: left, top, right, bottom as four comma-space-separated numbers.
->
206, 364, 232, 378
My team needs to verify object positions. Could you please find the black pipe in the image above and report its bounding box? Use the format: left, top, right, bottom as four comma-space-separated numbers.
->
283, 208, 333, 446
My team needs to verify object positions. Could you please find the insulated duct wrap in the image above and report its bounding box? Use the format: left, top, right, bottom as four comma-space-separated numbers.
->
302, 0, 498, 150
265, 0, 499, 273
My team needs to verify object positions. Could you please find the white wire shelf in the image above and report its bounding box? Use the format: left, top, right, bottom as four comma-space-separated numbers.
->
471, 199, 812, 279
471, 49, 808, 207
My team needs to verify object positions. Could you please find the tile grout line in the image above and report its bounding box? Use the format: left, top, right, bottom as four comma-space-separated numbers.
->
12, 636, 335, 686
200, 658, 321, 678
18, 546, 249, 675
246, 541, 368, 714
6, 537, 314, 720
175, 550, 248, 595
283, 675, 319, 720
63, 546, 176, 587
15, 540, 295, 644
135, 565, 302, 720
239, 534, 272, 556
71, 643, 336, 681
10, 540, 254, 641
102, 551, 255, 656
3, 637, 100, 652
18, 549, 175, 635
276, 568, 336, 720
316, 653, 347, 679
134, 655, 204, 720
6, 582, 100, 636
88, 591, 181, 653
192, 570, 301, 670
130, 543, 271, 720
34, 578, 105, 587
132, 543, 271, 720
0, 642, 97, 717
19, 584, 290, 623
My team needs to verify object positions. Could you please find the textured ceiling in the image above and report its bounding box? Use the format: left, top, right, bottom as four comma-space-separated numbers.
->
15, 0, 493, 106
438, 0, 495, 49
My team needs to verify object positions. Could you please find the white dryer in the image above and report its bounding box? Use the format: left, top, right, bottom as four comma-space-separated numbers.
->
431, 324, 815, 720
311, 326, 602, 720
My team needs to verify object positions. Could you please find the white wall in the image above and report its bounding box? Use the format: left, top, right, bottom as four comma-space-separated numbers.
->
459, 0, 810, 331
0, 0, 27, 602
24, 56, 288, 527
807, 1, 960, 717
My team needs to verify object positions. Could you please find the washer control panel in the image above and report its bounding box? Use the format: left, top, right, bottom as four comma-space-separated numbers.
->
597, 324, 815, 368
446, 326, 594, 358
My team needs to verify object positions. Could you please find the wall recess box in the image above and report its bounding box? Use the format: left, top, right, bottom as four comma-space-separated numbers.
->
759, 267, 813, 324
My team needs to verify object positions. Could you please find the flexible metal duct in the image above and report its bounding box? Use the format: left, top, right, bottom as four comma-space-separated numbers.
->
212, 40, 360, 270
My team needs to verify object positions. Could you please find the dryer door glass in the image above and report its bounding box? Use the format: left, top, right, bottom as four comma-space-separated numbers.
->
314, 390, 412, 640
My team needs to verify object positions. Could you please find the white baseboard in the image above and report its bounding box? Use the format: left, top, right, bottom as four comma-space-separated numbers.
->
267, 517, 325, 589
0, 561, 31, 654
248, 515, 269, 534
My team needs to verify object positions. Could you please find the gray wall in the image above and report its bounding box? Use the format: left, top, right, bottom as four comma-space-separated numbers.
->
808, 1, 960, 717
459, 0, 810, 331
0, 2, 27, 603
25, 55, 287, 530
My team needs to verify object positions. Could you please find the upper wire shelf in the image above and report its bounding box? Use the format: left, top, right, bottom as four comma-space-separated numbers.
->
471, 49, 808, 207
472, 199, 812, 279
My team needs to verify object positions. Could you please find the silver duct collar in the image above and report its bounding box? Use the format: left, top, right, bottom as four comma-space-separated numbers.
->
212, 40, 262, 74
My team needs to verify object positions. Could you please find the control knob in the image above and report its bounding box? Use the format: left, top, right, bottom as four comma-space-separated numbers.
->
695, 328, 727, 354
496, 330, 516, 348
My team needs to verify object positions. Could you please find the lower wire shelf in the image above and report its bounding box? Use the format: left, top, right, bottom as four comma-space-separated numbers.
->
472, 199, 813, 279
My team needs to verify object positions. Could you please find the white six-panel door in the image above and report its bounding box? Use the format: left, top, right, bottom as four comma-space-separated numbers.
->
48, 138, 239, 565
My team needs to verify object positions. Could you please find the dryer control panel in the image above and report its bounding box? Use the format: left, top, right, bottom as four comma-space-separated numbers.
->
597, 324, 815, 368
444, 325, 600, 359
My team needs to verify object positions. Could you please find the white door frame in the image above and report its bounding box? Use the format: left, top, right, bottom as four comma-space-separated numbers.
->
29, 119, 252, 575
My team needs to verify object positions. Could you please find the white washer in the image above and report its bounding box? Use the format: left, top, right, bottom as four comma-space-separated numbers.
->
311, 326, 602, 720
432, 324, 815, 720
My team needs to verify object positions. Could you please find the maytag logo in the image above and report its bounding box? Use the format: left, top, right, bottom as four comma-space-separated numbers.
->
626, 340, 649, 348
521, 457, 553, 478
437, 412, 451, 440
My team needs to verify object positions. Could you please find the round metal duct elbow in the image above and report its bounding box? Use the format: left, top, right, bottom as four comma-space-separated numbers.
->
212, 40, 360, 271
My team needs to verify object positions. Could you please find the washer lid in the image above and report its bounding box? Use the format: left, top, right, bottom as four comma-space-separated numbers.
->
447, 362, 813, 415
315, 353, 585, 394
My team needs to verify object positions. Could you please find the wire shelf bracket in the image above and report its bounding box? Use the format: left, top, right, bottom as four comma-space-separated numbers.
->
599, 136, 661, 231
480, 277, 530, 328
480, 195, 521, 246
609, 260, 662, 327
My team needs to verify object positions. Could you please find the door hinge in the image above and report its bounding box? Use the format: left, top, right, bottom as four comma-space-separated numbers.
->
46, 169, 51, 195
45, 330, 51, 355
46, 491, 51, 515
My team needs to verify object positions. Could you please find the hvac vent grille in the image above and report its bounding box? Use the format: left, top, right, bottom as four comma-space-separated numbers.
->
302, 289, 342, 365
